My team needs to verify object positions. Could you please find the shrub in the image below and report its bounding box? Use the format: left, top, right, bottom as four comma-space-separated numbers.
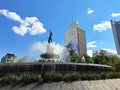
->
1, 72, 120, 84
0, 73, 43, 84
99, 72, 106, 79
107, 72, 120, 79
19, 73, 43, 83
43, 72, 63, 82
80, 73, 87, 80
52, 73, 63, 82
86, 74, 99, 80
63, 73, 80, 82
0, 74, 19, 83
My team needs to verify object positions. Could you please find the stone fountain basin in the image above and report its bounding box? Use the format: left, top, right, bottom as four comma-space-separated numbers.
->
0, 62, 114, 76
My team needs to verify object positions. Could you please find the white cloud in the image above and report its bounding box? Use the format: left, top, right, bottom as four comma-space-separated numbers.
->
0, 9, 46, 36
87, 41, 97, 48
0, 9, 23, 23
93, 21, 111, 32
87, 50, 93, 57
111, 13, 120, 17
12, 25, 28, 36
102, 48, 117, 54
12, 17, 46, 36
87, 8, 94, 14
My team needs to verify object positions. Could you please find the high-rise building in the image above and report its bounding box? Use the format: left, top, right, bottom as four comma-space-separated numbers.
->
65, 21, 87, 55
111, 20, 120, 55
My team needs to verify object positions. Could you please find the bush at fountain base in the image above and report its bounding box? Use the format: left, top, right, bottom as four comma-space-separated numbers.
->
1, 72, 120, 84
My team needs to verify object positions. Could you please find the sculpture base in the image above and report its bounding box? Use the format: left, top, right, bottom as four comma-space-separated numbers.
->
40, 43, 64, 63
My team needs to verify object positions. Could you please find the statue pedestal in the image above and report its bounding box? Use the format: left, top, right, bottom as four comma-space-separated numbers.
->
47, 43, 54, 53
40, 43, 63, 63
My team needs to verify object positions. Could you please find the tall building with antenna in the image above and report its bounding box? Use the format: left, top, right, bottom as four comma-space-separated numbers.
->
65, 21, 87, 55
111, 20, 120, 55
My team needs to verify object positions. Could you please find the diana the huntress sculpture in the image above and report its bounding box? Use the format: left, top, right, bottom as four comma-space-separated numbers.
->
48, 30, 52, 43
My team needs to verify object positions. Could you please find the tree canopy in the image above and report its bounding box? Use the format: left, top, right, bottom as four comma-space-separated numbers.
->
69, 49, 120, 67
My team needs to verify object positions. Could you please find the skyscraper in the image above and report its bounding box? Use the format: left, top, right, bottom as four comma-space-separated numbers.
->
65, 21, 87, 55
111, 20, 120, 55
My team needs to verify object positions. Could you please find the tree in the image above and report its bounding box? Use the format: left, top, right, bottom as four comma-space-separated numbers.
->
93, 54, 120, 67
69, 49, 81, 62
83, 54, 94, 63
93, 55, 101, 64
108, 55, 120, 67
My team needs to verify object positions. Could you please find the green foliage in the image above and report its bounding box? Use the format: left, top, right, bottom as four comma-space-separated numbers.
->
43, 72, 63, 82
109, 56, 120, 67
80, 73, 88, 80
83, 54, 94, 63
94, 55, 102, 64
69, 49, 81, 62
80, 73, 100, 80
19, 73, 43, 83
0, 73, 43, 84
69, 50, 94, 63
99, 72, 106, 79
107, 72, 120, 79
86, 74, 100, 80
1, 72, 120, 83
63, 73, 80, 82
0, 74, 19, 83
93, 55, 120, 67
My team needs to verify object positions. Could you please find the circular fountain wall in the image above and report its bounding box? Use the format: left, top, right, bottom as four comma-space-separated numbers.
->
0, 62, 114, 77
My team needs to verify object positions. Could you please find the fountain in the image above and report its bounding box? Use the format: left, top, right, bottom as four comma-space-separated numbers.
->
40, 31, 63, 63
0, 31, 115, 76
35, 31, 114, 73
81, 56, 86, 63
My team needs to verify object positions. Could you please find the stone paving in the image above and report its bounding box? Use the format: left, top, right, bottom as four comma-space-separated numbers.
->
0, 79, 120, 90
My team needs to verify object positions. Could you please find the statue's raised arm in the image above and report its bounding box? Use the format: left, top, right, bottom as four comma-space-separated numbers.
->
48, 30, 52, 43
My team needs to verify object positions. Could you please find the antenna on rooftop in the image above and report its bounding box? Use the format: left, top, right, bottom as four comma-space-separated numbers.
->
71, 13, 74, 23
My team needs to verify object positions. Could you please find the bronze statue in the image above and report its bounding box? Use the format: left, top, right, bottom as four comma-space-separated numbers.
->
48, 30, 52, 43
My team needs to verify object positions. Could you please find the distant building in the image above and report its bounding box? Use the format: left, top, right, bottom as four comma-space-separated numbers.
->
65, 21, 87, 55
1, 53, 17, 63
93, 49, 120, 59
111, 20, 120, 55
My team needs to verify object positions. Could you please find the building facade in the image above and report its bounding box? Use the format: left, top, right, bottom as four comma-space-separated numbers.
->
1, 53, 17, 63
111, 20, 120, 55
93, 49, 120, 59
65, 21, 87, 55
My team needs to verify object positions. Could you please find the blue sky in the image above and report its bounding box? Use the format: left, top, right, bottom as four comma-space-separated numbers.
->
0, 0, 120, 59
